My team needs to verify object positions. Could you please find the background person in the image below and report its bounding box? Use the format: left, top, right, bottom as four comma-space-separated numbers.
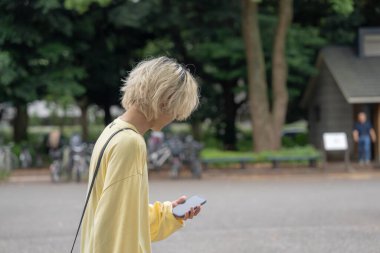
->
353, 112, 377, 164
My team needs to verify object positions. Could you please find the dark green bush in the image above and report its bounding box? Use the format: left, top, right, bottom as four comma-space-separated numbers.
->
282, 133, 308, 148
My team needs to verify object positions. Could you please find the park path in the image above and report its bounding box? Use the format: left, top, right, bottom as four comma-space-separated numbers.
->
1, 169, 380, 253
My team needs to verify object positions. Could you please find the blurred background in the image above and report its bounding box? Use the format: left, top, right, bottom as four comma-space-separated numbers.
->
1, 0, 380, 174
1, 0, 380, 252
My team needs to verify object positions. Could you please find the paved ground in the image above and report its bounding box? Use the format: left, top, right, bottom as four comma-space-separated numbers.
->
1, 173, 380, 253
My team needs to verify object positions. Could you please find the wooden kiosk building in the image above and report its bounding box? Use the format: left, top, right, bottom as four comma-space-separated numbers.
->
302, 28, 380, 162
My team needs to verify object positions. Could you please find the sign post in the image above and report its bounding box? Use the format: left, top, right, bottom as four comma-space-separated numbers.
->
322, 132, 351, 171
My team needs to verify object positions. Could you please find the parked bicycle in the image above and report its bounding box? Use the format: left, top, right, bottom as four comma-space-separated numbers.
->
147, 132, 203, 179
19, 145, 33, 169
148, 143, 172, 170
0, 144, 18, 172
69, 134, 91, 182
49, 147, 64, 182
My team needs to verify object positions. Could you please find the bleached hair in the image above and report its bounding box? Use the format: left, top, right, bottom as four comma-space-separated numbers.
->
121, 56, 199, 121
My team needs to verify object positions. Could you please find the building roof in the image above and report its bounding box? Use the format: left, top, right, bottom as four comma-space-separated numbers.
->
303, 46, 380, 105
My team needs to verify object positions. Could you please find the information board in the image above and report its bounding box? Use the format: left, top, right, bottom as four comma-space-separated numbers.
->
323, 132, 348, 151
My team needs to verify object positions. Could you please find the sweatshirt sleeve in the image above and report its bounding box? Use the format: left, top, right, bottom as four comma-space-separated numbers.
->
149, 201, 184, 242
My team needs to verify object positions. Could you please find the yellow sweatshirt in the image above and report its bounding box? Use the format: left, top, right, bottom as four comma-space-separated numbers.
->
80, 118, 183, 253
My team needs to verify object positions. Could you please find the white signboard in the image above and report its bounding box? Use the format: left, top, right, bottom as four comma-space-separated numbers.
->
323, 132, 348, 151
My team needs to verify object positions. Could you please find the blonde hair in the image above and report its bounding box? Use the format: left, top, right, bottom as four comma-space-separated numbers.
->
121, 56, 199, 121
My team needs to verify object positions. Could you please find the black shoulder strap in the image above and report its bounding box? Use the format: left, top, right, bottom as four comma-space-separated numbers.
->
70, 127, 136, 253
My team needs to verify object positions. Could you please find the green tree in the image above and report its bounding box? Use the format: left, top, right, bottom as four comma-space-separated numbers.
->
16, 0, 153, 140
140, 0, 247, 149
67, 0, 153, 140
0, 1, 85, 142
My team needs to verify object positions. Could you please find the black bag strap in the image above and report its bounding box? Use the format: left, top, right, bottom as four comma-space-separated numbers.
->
70, 127, 136, 253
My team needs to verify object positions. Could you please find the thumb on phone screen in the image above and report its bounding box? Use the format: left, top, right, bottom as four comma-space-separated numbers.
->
172, 195, 187, 208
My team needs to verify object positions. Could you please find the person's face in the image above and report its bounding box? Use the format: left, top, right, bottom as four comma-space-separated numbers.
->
358, 113, 367, 123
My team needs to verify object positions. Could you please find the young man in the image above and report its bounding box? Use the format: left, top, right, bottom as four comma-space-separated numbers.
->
81, 57, 201, 252
353, 112, 377, 164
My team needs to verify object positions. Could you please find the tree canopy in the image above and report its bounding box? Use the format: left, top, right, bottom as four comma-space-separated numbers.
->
0, 0, 379, 149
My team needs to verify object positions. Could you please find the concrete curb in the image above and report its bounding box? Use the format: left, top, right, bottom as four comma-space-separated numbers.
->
6, 166, 380, 184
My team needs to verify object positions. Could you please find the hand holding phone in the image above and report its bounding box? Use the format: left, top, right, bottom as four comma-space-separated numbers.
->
172, 195, 206, 219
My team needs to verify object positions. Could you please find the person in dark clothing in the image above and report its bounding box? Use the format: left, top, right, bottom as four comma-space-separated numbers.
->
353, 112, 377, 164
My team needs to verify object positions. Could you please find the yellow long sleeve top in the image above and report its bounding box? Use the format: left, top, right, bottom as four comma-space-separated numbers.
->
80, 118, 183, 253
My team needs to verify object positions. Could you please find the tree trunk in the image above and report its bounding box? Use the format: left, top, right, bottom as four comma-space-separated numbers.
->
242, 0, 274, 152
78, 97, 89, 142
103, 104, 112, 125
271, 0, 293, 149
241, 0, 293, 151
0, 106, 4, 121
221, 82, 238, 150
13, 103, 28, 142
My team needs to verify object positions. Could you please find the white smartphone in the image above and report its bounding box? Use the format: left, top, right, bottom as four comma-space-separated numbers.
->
172, 195, 207, 218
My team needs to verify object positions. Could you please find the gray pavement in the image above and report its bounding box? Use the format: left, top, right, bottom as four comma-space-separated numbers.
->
1, 174, 380, 253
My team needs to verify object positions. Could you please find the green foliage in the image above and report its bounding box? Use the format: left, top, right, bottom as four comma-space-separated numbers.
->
201, 146, 320, 163
35, 0, 61, 13
0, 125, 12, 143
0, 51, 20, 90
0, 170, 10, 182
330, 0, 354, 16
282, 133, 308, 148
1, 0, 379, 147
108, 1, 154, 28
256, 12, 327, 121
200, 124, 310, 151
64, 0, 111, 13
0, 1, 85, 107
286, 25, 327, 121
